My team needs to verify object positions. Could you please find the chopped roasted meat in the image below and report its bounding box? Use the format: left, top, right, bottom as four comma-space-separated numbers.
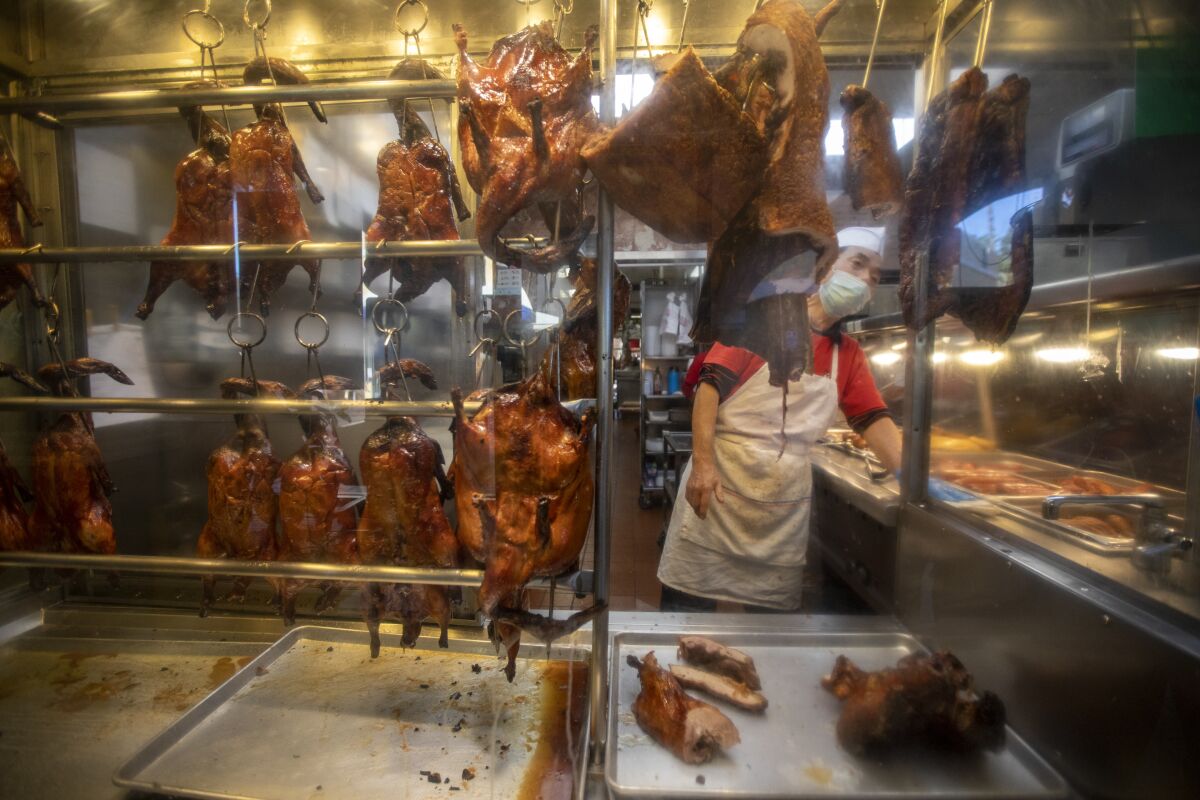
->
450, 371, 597, 680
900, 69, 1034, 345
582, 48, 767, 244
361, 59, 471, 316
196, 378, 293, 616
277, 375, 361, 626
0, 138, 45, 310
231, 57, 326, 314
357, 360, 457, 655
454, 22, 598, 271
538, 257, 631, 399
841, 84, 904, 218
821, 651, 1006, 755
1061, 512, 1136, 539
0, 363, 47, 555
30, 359, 133, 558
1058, 475, 1136, 496
669, 664, 768, 713
627, 652, 740, 765
677, 636, 762, 691
137, 81, 234, 320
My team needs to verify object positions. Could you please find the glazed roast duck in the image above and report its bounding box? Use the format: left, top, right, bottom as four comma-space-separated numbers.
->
0, 137, 45, 311
454, 21, 599, 272
137, 80, 234, 321
362, 59, 472, 316
0, 363, 47, 555
450, 370, 604, 681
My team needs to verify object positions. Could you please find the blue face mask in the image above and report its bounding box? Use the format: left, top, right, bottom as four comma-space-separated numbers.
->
818, 270, 872, 319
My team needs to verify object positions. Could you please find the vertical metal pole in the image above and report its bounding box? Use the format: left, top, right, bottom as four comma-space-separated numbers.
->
589, 0, 618, 771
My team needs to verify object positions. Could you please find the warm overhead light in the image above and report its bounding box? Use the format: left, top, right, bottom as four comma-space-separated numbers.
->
891, 341, 907, 350
870, 351, 903, 366
1035, 347, 1091, 363
931, 352, 948, 364
1158, 346, 1200, 361
959, 349, 1005, 366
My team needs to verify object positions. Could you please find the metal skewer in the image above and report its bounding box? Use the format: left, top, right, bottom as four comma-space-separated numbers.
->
862, 0, 888, 90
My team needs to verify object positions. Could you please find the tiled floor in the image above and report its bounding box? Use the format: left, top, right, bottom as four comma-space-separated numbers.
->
608, 415, 665, 611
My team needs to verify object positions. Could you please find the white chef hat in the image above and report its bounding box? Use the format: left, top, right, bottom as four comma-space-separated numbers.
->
836, 226, 886, 260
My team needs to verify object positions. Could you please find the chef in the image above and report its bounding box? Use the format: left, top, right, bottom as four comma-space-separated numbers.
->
658, 227, 903, 613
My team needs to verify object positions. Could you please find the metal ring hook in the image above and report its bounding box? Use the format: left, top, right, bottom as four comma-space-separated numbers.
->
294, 310, 330, 350
43, 300, 61, 339
394, 0, 429, 38
503, 308, 543, 348
227, 311, 268, 349
243, 0, 272, 31
371, 297, 410, 336
183, 9, 226, 49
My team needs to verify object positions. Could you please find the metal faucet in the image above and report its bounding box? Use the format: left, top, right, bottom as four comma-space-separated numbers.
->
1043, 494, 1193, 575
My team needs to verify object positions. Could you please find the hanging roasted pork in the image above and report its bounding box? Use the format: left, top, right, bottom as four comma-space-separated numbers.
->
692, 0, 837, 384
450, 370, 602, 680
362, 59, 472, 316
537, 257, 631, 400
822, 651, 1007, 755
581, 49, 768, 244
277, 375, 360, 626
899, 68, 1033, 344
137, 81, 234, 320
0, 363, 47, 554
357, 359, 458, 654
231, 57, 326, 314
29, 358, 133, 558
196, 377, 292, 617
454, 21, 598, 271
840, 84, 904, 219
0, 137, 45, 311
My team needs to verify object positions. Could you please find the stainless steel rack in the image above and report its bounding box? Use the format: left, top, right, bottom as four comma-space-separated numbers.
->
0, 240, 482, 264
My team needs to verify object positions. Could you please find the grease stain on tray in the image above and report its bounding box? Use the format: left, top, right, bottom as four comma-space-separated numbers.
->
207, 656, 253, 689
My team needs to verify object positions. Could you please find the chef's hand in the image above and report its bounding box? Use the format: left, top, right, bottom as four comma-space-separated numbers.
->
686, 459, 725, 519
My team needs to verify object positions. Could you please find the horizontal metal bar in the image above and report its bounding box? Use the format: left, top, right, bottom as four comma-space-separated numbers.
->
0, 552, 483, 586
0, 240, 483, 264
0, 78, 457, 115
0, 396, 470, 416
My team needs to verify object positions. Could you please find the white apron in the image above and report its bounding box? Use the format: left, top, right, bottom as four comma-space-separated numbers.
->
657, 348, 840, 610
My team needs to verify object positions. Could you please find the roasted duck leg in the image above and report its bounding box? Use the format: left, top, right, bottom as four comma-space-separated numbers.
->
627, 652, 740, 765
822, 651, 1007, 754
450, 371, 598, 680
361, 59, 472, 316
0, 363, 47, 556
30, 358, 133, 559
137, 81, 234, 320
277, 375, 360, 626
0, 136, 45, 311
232, 57, 326, 315
454, 22, 598, 271
537, 257, 631, 400
196, 378, 293, 617
357, 359, 457, 655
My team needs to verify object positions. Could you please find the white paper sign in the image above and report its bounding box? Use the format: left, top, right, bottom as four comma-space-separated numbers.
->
494, 266, 523, 296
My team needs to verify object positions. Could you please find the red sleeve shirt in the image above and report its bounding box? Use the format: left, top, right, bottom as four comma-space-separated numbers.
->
696, 336, 891, 434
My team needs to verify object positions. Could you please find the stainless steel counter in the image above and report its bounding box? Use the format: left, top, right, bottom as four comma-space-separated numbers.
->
810, 446, 900, 528
0, 597, 900, 800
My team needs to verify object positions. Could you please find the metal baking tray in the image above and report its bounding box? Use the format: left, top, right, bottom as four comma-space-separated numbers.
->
607, 631, 1068, 799
115, 625, 590, 800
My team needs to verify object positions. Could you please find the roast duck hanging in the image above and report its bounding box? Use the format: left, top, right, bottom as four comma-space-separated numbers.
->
450, 371, 604, 681
232, 57, 326, 314
0, 138, 46, 311
362, 59, 472, 316
29, 358, 133, 559
137, 81, 234, 320
196, 377, 293, 616
356, 359, 459, 655
277, 375, 361, 626
0, 363, 47, 554
454, 20, 599, 272
538, 257, 632, 400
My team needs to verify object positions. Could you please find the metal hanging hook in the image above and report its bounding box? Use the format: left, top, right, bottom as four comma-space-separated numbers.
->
514, 0, 543, 27
243, 0, 272, 33
294, 310, 330, 351
183, 9, 226, 50
862, 0, 888, 90
923, 0, 950, 108
227, 311, 268, 350
677, 0, 690, 52
394, 0, 430, 39
972, 0, 995, 69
